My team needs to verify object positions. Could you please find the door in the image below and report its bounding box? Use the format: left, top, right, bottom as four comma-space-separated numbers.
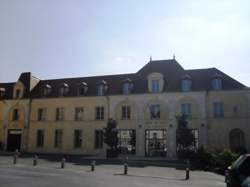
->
145, 129, 167, 157
7, 130, 22, 151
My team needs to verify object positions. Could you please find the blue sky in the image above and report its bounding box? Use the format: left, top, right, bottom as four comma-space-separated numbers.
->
0, 0, 249, 86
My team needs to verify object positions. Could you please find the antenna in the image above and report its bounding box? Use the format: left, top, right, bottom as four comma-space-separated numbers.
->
173, 54, 175, 60
150, 56, 152, 61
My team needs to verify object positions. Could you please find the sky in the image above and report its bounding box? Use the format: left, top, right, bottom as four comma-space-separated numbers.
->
0, 0, 249, 86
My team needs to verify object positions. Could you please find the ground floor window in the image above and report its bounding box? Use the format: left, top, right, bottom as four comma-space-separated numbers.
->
54, 129, 63, 148
117, 129, 136, 155
229, 128, 245, 152
191, 129, 199, 151
74, 130, 82, 148
36, 129, 44, 148
95, 130, 103, 149
145, 129, 167, 157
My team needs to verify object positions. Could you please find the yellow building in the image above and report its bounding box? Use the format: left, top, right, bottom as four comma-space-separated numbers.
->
0, 59, 249, 157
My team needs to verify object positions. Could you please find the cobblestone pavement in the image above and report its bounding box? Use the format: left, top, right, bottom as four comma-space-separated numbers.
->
0, 155, 225, 187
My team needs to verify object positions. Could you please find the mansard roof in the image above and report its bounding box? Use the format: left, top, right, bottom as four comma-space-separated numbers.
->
0, 59, 247, 99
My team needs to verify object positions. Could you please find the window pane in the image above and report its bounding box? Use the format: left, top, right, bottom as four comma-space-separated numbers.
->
152, 80, 160, 93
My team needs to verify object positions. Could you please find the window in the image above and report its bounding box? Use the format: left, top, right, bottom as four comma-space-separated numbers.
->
181, 103, 192, 118
96, 107, 104, 120
74, 130, 82, 148
123, 83, 131, 94
150, 104, 160, 119
42, 84, 52, 96
212, 78, 222, 90
75, 107, 84, 121
56, 107, 64, 121
181, 79, 192, 92
59, 84, 69, 97
12, 109, 19, 121
54, 129, 63, 148
95, 130, 103, 149
15, 89, 21, 99
213, 102, 224, 118
151, 80, 160, 93
233, 106, 238, 113
191, 129, 199, 150
122, 105, 131, 120
97, 85, 105, 96
0, 88, 5, 98
37, 108, 46, 121
36, 129, 44, 148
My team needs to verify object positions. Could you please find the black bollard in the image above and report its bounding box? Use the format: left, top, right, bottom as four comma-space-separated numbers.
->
33, 155, 38, 166
91, 160, 96, 172
186, 167, 190, 180
61, 158, 66, 168
124, 163, 128, 175
13, 154, 17, 164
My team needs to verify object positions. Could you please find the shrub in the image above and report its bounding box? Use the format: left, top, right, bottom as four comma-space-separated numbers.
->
190, 147, 215, 170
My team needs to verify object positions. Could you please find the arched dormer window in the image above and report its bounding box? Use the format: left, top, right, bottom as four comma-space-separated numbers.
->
122, 78, 133, 94
59, 83, 69, 97
42, 84, 52, 97
211, 74, 222, 91
181, 74, 192, 92
78, 82, 88, 96
97, 80, 107, 96
147, 73, 164, 93
0, 88, 6, 98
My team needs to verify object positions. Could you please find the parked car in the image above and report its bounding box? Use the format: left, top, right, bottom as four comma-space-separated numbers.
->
241, 177, 250, 187
225, 154, 250, 187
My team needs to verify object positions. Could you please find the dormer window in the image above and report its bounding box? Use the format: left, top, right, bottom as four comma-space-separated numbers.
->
78, 82, 88, 96
147, 72, 164, 93
211, 74, 222, 90
122, 79, 133, 94
0, 88, 6, 98
181, 74, 192, 92
15, 89, 21, 99
152, 80, 160, 93
97, 80, 107, 96
59, 83, 69, 97
42, 84, 52, 96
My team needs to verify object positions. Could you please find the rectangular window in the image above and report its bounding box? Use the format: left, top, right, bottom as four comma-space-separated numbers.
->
54, 129, 63, 148
213, 102, 224, 118
36, 129, 44, 148
191, 129, 199, 150
74, 130, 82, 148
96, 106, 104, 120
181, 103, 192, 118
212, 79, 222, 90
181, 79, 192, 92
15, 89, 21, 98
97, 85, 105, 96
56, 107, 64, 121
12, 109, 19, 121
75, 107, 84, 121
95, 130, 103, 149
37, 108, 46, 121
150, 104, 160, 119
151, 80, 160, 93
121, 105, 131, 120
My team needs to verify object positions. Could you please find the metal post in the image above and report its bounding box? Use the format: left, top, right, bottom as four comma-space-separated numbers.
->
33, 155, 38, 166
13, 154, 17, 164
124, 163, 128, 175
186, 167, 190, 180
91, 160, 96, 172
61, 158, 66, 168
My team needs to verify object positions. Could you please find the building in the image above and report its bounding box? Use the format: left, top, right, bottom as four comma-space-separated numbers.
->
0, 59, 249, 157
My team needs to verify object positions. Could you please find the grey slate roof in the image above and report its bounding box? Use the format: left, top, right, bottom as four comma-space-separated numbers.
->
0, 59, 246, 100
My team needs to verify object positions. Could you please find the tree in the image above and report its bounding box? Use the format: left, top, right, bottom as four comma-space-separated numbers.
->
176, 115, 195, 159
104, 118, 118, 150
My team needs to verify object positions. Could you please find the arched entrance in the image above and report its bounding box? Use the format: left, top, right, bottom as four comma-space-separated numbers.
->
229, 129, 245, 152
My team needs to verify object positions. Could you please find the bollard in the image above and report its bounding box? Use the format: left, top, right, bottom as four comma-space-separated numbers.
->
186, 167, 190, 180
91, 160, 96, 172
61, 158, 66, 168
13, 154, 17, 164
33, 155, 38, 166
124, 163, 128, 175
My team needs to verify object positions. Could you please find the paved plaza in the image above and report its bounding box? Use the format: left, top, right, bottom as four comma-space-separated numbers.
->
0, 155, 225, 187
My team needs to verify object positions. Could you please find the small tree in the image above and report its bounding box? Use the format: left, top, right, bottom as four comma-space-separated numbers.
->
104, 118, 118, 151
176, 115, 195, 159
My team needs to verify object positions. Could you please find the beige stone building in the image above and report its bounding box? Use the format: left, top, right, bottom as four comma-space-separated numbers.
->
0, 59, 249, 157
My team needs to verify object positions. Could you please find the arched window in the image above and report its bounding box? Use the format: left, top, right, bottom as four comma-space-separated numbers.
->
97, 80, 107, 96
78, 82, 88, 96
122, 79, 133, 94
59, 83, 69, 96
42, 84, 52, 97
229, 129, 245, 152
211, 74, 222, 90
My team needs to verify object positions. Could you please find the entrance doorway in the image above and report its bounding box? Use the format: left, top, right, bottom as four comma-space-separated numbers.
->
7, 130, 22, 151
145, 129, 167, 157
117, 129, 136, 155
